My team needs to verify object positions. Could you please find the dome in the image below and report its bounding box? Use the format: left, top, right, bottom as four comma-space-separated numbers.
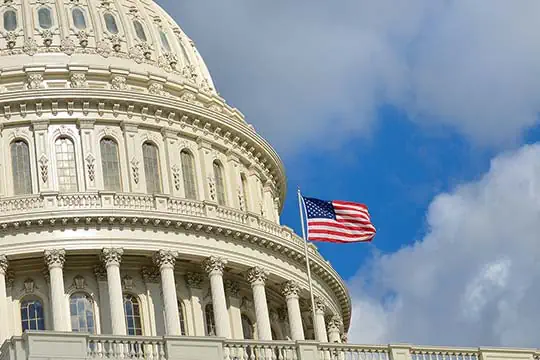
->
0, 0, 215, 93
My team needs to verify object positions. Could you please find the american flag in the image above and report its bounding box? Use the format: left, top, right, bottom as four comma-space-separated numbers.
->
302, 196, 376, 243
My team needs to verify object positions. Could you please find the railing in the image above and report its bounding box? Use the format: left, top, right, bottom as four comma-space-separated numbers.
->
168, 198, 206, 216
114, 193, 155, 210
410, 348, 479, 360
224, 340, 298, 360
0, 194, 43, 213
318, 344, 389, 360
87, 335, 166, 360
217, 206, 249, 224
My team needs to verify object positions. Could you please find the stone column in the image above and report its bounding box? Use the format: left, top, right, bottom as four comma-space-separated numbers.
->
313, 297, 328, 342
246, 267, 272, 340
202, 256, 230, 338
44, 249, 68, 331
0, 255, 9, 343
225, 280, 243, 339
142, 266, 163, 336
94, 265, 111, 335
153, 250, 181, 335
281, 280, 305, 340
327, 315, 342, 343
185, 272, 205, 336
100, 248, 126, 335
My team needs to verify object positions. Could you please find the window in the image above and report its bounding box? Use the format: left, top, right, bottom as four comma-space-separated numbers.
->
133, 20, 147, 41
180, 150, 197, 200
72, 8, 86, 30
3, 10, 17, 31
70, 293, 95, 333
55, 137, 78, 192
213, 161, 226, 205
21, 298, 45, 331
178, 300, 187, 335
37, 8, 52, 29
11, 140, 32, 195
240, 173, 249, 211
142, 142, 162, 193
159, 30, 171, 52
241, 314, 254, 340
104, 13, 118, 34
100, 138, 121, 192
205, 303, 215, 336
123, 294, 142, 335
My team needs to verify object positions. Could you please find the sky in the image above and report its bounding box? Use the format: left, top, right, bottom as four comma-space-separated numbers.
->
160, 0, 540, 348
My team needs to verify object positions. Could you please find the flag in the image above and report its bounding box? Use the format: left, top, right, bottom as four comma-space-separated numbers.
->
302, 196, 376, 243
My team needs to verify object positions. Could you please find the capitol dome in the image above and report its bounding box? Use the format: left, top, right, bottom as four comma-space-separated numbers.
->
0, 0, 350, 352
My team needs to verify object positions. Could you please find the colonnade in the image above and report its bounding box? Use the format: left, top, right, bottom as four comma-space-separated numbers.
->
0, 250, 344, 344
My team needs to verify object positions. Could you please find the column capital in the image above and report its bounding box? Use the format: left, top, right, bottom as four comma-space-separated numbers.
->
101, 248, 124, 267
313, 296, 326, 314
0, 255, 8, 275
224, 279, 240, 298
326, 315, 343, 332
153, 249, 178, 269
44, 249, 66, 269
93, 265, 107, 281
185, 272, 204, 289
246, 266, 269, 286
281, 280, 300, 299
141, 266, 161, 283
202, 256, 227, 276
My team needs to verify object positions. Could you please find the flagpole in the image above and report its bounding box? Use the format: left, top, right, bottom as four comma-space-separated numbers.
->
297, 187, 317, 338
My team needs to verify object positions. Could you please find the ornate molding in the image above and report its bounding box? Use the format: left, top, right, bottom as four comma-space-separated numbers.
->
44, 249, 66, 269
153, 249, 178, 269
246, 266, 268, 286
122, 275, 134, 291
0, 254, 8, 275
281, 280, 300, 298
141, 266, 160, 284
224, 279, 240, 298
100, 247, 123, 267
313, 296, 326, 314
94, 265, 107, 281
184, 272, 203, 289
326, 315, 343, 332
72, 275, 87, 290
202, 256, 227, 275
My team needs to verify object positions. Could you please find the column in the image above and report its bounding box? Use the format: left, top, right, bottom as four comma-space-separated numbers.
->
246, 267, 272, 340
202, 256, 230, 338
44, 249, 68, 331
313, 297, 328, 342
100, 248, 126, 335
94, 265, 112, 334
327, 315, 342, 343
154, 250, 181, 335
224, 280, 243, 339
141, 266, 164, 336
281, 280, 305, 340
185, 272, 205, 336
0, 255, 9, 343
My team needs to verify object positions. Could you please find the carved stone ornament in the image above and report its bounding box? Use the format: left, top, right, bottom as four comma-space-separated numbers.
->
86, 153, 95, 182
237, 187, 246, 211
0, 254, 8, 275
313, 296, 326, 313
38, 155, 48, 183
93, 265, 107, 281
180, 91, 196, 103
202, 256, 227, 275
181, 65, 197, 82
70, 72, 88, 88
246, 266, 269, 285
6, 271, 15, 288
96, 40, 111, 57
224, 279, 240, 298
153, 249, 178, 269
326, 315, 343, 332
148, 82, 164, 95
130, 158, 140, 184
172, 165, 181, 191
23, 38, 38, 56
109, 34, 121, 52
41, 29, 53, 47
277, 306, 288, 322
129, 45, 144, 63
141, 266, 160, 283
281, 280, 300, 298
111, 75, 127, 90
240, 296, 253, 311
100, 247, 123, 267
77, 30, 89, 47
27, 73, 44, 90
23, 278, 36, 294
122, 274, 134, 290
73, 275, 86, 290
44, 249, 66, 269
60, 37, 75, 55
184, 272, 203, 289
5, 31, 17, 49
207, 176, 216, 201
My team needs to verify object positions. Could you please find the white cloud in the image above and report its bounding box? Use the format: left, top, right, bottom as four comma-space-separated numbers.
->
349, 144, 540, 347
159, 0, 540, 153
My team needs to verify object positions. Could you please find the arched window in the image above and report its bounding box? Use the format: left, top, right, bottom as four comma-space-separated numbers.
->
100, 138, 121, 192
241, 314, 254, 340
213, 161, 226, 205
11, 140, 32, 195
178, 300, 187, 335
159, 30, 171, 52
70, 293, 94, 333
240, 173, 249, 211
20, 298, 45, 331
37, 8, 52, 29
72, 8, 86, 30
123, 294, 142, 335
3, 10, 17, 31
142, 142, 162, 193
181, 150, 197, 200
104, 13, 118, 34
204, 303, 215, 336
55, 137, 78, 192
133, 20, 147, 41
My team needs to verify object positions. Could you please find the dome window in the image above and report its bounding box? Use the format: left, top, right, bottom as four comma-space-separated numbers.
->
72, 8, 87, 30
37, 7, 53, 29
212, 160, 227, 206
104, 13, 119, 34
11, 140, 32, 195
180, 150, 197, 200
55, 137, 78, 192
69, 293, 95, 333
21, 298, 45, 331
159, 30, 171, 52
142, 142, 162, 194
3, 10, 17, 31
100, 138, 122, 192
133, 20, 147, 42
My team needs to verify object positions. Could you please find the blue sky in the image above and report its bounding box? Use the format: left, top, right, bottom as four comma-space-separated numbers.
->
161, 0, 540, 347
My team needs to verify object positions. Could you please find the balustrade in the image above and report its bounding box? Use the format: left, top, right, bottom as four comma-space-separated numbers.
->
318, 344, 389, 360
224, 340, 298, 360
410, 348, 479, 360
87, 335, 167, 360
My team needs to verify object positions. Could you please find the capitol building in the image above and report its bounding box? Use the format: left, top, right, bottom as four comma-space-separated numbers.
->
0, 1, 536, 360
